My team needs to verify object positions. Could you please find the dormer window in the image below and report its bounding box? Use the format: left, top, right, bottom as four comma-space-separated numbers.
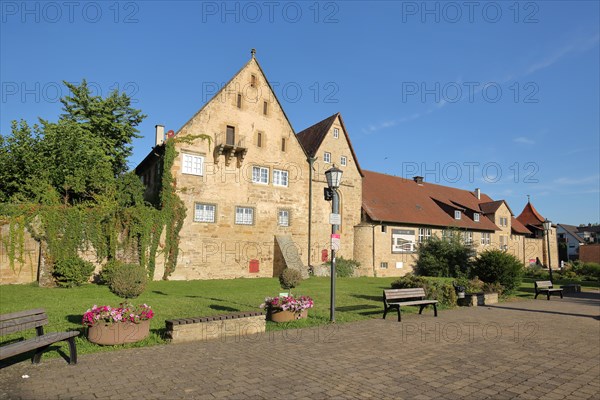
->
333, 128, 339, 138
455, 210, 461, 220
474, 213, 480, 222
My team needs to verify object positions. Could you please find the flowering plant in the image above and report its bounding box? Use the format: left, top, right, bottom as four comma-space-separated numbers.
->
260, 295, 314, 314
82, 303, 154, 327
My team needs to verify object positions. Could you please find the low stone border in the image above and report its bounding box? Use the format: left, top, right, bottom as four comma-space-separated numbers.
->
165, 311, 265, 344
458, 292, 499, 307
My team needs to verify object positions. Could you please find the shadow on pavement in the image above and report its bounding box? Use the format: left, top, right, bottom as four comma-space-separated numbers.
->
486, 304, 599, 320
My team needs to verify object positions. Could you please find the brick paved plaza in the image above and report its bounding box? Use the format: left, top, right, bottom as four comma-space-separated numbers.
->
1, 292, 598, 399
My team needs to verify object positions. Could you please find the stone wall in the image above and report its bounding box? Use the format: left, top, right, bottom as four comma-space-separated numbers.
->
0, 223, 39, 284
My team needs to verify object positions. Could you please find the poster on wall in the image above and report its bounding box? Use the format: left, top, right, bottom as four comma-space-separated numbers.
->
392, 229, 416, 253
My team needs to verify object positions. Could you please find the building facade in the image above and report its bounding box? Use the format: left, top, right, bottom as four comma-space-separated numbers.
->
134, 52, 558, 280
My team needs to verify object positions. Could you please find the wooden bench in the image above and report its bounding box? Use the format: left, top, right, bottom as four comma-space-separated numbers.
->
383, 288, 438, 322
534, 281, 564, 301
0, 309, 79, 365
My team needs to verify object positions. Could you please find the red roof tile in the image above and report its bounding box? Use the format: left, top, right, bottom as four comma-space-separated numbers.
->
516, 201, 545, 227
511, 217, 531, 235
362, 170, 499, 231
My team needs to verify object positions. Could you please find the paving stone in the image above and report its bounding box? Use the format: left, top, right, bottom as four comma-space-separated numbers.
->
1, 293, 598, 399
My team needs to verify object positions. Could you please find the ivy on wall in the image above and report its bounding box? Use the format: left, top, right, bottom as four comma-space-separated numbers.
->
0, 134, 211, 281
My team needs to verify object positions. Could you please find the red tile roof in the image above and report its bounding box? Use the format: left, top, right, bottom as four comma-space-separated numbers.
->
362, 170, 499, 231
511, 217, 531, 235
516, 201, 546, 228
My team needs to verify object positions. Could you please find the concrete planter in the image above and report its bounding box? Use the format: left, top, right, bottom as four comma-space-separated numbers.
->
87, 320, 150, 345
268, 309, 308, 323
458, 292, 499, 307
483, 292, 498, 304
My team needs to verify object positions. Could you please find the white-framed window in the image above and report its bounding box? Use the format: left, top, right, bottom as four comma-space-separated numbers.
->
463, 231, 473, 245
252, 166, 269, 184
194, 203, 216, 223
323, 152, 331, 163
392, 229, 416, 253
455, 210, 462, 220
481, 232, 491, 245
235, 206, 254, 225
418, 228, 432, 243
273, 169, 288, 187
474, 213, 480, 222
278, 209, 290, 227
380, 262, 388, 269
499, 235, 508, 250
341, 156, 347, 166
333, 128, 339, 138
182, 153, 204, 176
498, 217, 508, 227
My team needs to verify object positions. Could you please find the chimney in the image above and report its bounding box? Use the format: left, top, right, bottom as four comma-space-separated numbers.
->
155, 125, 165, 146
413, 176, 424, 185
475, 188, 481, 200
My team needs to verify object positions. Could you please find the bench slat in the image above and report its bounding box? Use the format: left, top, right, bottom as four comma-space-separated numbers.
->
387, 300, 438, 306
0, 331, 79, 360
0, 308, 46, 322
0, 316, 48, 336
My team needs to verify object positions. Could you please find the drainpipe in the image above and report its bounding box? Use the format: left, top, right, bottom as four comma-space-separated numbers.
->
307, 157, 316, 270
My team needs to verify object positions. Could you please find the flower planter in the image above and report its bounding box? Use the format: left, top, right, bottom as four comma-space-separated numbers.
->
87, 320, 150, 345
483, 292, 498, 304
268, 309, 308, 323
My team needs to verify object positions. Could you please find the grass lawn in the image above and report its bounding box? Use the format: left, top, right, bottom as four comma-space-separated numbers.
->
2, 276, 597, 361
0, 277, 402, 359
512, 277, 599, 300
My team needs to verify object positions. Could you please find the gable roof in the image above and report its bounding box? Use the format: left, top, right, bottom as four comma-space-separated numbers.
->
558, 224, 585, 242
361, 170, 499, 231
511, 217, 531, 235
479, 200, 514, 216
516, 201, 546, 228
296, 113, 364, 176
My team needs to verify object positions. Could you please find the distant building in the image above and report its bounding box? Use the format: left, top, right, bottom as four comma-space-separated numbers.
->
556, 224, 585, 261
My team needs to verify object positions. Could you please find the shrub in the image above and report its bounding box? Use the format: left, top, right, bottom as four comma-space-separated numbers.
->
555, 268, 581, 282
524, 263, 549, 280
279, 268, 303, 291
471, 250, 523, 294
391, 274, 457, 307
334, 256, 360, 278
415, 233, 475, 278
572, 261, 600, 281
99, 259, 125, 285
108, 263, 147, 298
483, 282, 504, 294
52, 257, 95, 287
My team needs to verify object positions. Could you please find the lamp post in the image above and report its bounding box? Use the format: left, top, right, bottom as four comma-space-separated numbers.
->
324, 165, 343, 322
543, 218, 553, 282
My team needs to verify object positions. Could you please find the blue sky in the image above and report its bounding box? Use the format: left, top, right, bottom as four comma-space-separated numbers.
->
1, 1, 599, 225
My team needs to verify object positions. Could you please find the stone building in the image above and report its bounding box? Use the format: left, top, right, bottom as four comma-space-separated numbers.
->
133, 51, 558, 280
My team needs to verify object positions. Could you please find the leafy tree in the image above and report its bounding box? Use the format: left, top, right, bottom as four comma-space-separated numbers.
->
415, 231, 475, 277
57, 80, 146, 177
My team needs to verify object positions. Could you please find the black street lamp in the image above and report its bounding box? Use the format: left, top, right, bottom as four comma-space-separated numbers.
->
324, 165, 343, 322
543, 218, 553, 282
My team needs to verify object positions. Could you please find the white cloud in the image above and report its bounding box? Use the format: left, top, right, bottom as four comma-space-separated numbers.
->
514, 137, 535, 145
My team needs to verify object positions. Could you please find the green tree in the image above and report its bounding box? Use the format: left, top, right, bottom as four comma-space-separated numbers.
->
415, 231, 475, 277
57, 80, 146, 177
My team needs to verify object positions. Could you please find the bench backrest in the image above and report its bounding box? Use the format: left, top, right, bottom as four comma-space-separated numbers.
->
384, 288, 426, 303
535, 280, 553, 289
0, 309, 48, 336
